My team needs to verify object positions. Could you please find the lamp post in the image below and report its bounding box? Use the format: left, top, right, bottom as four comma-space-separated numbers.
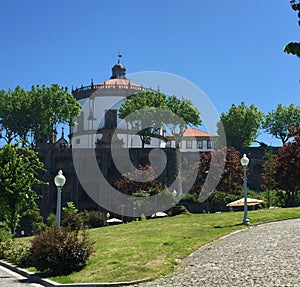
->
54, 170, 66, 227
172, 189, 177, 207
240, 154, 250, 225
133, 207, 136, 221
121, 204, 124, 223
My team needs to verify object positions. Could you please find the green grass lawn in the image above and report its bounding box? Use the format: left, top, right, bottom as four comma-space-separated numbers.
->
45, 207, 300, 284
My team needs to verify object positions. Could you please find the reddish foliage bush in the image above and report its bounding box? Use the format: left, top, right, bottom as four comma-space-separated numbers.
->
30, 226, 93, 276
114, 164, 165, 195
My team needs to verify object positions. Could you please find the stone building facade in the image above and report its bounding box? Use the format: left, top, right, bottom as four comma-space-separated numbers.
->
35, 60, 275, 218
37, 143, 273, 218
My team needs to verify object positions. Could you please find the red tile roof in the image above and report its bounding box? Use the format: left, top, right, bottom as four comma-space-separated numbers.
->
167, 127, 216, 138
98, 78, 140, 87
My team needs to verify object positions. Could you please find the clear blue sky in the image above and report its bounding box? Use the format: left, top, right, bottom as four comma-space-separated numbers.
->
0, 0, 299, 146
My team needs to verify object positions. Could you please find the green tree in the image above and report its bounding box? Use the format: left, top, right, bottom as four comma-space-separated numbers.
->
0, 87, 32, 144
119, 91, 201, 197
118, 91, 167, 148
29, 84, 81, 148
262, 103, 300, 145
192, 147, 243, 200
262, 125, 300, 207
119, 91, 201, 148
0, 85, 81, 148
165, 95, 201, 196
0, 144, 45, 234
273, 125, 300, 206
261, 149, 278, 208
284, 0, 300, 58
217, 102, 263, 148
166, 95, 201, 147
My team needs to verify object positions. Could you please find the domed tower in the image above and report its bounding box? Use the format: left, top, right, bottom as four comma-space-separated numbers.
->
110, 58, 126, 79
70, 59, 162, 149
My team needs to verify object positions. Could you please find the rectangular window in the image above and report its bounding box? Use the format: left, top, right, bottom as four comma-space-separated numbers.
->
105, 109, 117, 129
186, 140, 192, 149
207, 140, 212, 149
197, 140, 203, 149
75, 138, 80, 145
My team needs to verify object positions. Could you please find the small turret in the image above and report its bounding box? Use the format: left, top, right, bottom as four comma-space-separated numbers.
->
110, 54, 127, 79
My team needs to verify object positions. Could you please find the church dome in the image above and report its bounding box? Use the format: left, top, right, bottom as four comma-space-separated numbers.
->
98, 58, 140, 88
110, 60, 126, 79
98, 78, 140, 87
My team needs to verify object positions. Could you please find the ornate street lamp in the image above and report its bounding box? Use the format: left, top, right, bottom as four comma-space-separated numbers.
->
54, 170, 66, 227
240, 154, 250, 225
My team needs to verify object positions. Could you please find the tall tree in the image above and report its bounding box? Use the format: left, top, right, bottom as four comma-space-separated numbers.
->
0, 144, 45, 233
119, 91, 201, 197
191, 147, 243, 199
263, 125, 300, 207
284, 0, 300, 57
28, 84, 81, 148
166, 95, 201, 147
0, 87, 32, 144
119, 91, 201, 148
261, 149, 278, 208
217, 102, 263, 148
262, 103, 300, 145
0, 85, 81, 148
118, 91, 167, 148
114, 164, 165, 196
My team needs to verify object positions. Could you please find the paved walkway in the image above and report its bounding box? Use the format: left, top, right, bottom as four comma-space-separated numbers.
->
0, 265, 44, 287
130, 218, 300, 287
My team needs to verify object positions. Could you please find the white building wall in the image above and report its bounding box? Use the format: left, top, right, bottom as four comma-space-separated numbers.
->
168, 138, 214, 152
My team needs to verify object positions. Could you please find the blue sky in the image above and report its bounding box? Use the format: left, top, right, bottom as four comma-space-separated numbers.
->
0, 0, 299, 146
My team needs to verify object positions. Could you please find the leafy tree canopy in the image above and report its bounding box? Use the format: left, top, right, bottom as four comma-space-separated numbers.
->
262, 125, 300, 207
119, 91, 201, 148
0, 144, 45, 233
119, 91, 167, 147
217, 102, 263, 148
166, 95, 201, 147
284, 0, 300, 57
262, 103, 300, 145
0, 85, 81, 148
191, 146, 243, 200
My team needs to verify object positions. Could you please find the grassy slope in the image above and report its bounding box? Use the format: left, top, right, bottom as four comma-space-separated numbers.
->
49, 208, 300, 284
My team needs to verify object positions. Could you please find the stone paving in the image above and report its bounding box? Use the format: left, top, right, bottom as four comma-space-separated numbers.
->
0, 265, 44, 287
129, 218, 300, 287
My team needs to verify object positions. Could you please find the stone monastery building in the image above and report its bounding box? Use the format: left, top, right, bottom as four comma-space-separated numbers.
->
70, 59, 215, 151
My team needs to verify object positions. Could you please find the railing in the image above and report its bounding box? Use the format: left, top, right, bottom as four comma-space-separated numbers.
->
73, 83, 156, 94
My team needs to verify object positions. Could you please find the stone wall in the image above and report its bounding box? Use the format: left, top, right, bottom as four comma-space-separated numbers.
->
37, 146, 278, 218
38, 147, 180, 218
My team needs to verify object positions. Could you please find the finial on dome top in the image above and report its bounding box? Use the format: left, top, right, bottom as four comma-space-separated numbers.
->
117, 53, 122, 64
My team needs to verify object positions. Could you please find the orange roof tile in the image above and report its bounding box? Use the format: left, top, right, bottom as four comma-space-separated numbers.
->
98, 78, 140, 87
167, 127, 216, 138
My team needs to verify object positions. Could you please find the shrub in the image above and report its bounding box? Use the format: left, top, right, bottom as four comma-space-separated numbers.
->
30, 226, 94, 276
47, 213, 56, 226
171, 205, 189, 216
0, 229, 13, 259
3, 240, 31, 267
0, 228, 31, 267
0, 228, 12, 243
82, 210, 106, 228
21, 208, 45, 234
180, 193, 198, 202
209, 190, 242, 204
61, 202, 84, 231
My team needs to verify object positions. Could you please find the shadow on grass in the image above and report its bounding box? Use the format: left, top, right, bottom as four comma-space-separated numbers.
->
213, 223, 244, 229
